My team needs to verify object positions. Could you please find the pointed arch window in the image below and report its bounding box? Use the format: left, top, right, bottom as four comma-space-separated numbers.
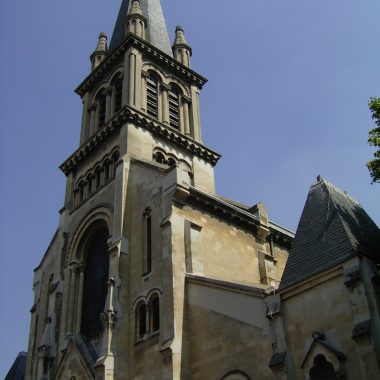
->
168, 87, 180, 129
147, 75, 158, 119
81, 227, 109, 339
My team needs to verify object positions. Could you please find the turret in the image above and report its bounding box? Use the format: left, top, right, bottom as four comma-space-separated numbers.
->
90, 32, 108, 70
172, 25, 192, 67
126, 0, 147, 39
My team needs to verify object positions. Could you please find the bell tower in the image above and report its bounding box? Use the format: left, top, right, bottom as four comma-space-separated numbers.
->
26, 1, 220, 379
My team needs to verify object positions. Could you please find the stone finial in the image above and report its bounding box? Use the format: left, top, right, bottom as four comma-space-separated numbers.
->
126, 0, 147, 39
172, 25, 192, 67
129, 0, 144, 17
90, 32, 109, 71
174, 25, 189, 46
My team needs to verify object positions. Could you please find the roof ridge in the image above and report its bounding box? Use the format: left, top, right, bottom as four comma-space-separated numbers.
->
321, 178, 360, 205
324, 182, 360, 252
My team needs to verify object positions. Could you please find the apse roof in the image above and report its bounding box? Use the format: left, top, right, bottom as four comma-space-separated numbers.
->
109, 0, 173, 57
280, 177, 380, 289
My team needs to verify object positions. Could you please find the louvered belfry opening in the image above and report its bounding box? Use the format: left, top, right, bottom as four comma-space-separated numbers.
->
98, 91, 107, 127
81, 227, 109, 339
169, 88, 180, 129
114, 76, 123, 113
147, 76, 158, 119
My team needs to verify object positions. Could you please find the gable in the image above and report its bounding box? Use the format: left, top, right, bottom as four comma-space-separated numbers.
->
54, 335, 97, 380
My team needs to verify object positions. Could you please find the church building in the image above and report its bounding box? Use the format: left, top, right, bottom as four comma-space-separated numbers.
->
23, 1, 380, 379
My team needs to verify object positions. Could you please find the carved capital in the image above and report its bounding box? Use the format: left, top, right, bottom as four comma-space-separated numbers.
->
182, 95, 192, 104
161, 83, 171, 92
141, 70, 150, 78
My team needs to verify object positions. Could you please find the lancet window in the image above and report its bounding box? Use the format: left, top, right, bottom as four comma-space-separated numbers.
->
97, 90, 107, 128
147, 75, 159, 119
143, 208, 152, 274
81, 226, 109, 339
168, 87, 180, 129
150, 295, 160, 333
113, 75, 123, 113
135, 292, 161, 342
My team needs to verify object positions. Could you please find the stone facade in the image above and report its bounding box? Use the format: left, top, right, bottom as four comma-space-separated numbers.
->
24, 1, 380, 380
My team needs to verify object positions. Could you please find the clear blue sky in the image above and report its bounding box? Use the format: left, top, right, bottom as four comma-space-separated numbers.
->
0, 0, 379, 376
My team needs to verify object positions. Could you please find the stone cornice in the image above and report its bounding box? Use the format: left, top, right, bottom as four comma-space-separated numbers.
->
185, 187, 261, 234
59, 106, 221, 176
75, 33, 207, 97
186, 274, 270, 297
181, 187, 293, 249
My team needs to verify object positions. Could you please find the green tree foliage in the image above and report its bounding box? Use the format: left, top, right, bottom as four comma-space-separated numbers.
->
367, 97, 380, 183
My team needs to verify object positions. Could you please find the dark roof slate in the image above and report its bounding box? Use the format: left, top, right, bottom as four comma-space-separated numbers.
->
109, 0, 173, 56
280, 178, 380, 289
5, 352, 27, 380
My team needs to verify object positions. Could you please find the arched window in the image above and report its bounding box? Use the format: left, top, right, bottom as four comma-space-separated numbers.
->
78, 181, 86, 202
168, 87, 180, 129
147, 75, 158, 119
143, 208, 152, 274
167, 157, 176, 167
87, 174, 93, 196
221, 371, 250, 380
137, 303, 147, 339
153, 151, 165, 164
104, 159, 110, 183
97, 90, 107, 128
150, 296, 160, 333
113, 75, 123, 113
111, 151, 120, 178
81, 227, 109, 339
309, 354, 337, 380
95, 167, 102, 189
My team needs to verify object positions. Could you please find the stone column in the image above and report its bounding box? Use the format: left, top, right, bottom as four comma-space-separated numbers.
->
161, 84, 170, 125
75, 268, 85, 333
129, 53, 136, 106
80, 93, 90, 144
182, 95, 192, 136
105, 87, 113, 121
66, 264, 78, 336
88, 104, 97, 136
141, 70, 149, 112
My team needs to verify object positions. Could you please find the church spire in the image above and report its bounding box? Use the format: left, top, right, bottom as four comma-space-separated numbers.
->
172, 25, 192, 67
109, 0, 173, 57
90, 32, 108, 70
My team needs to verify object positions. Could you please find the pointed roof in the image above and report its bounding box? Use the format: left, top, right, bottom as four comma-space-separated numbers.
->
5, 352, 27, 380
280, 177, 380, 289
109, 0, 173, 57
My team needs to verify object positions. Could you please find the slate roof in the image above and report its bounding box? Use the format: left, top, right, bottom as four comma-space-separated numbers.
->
5, 352, 27, 380
280, 177, 380, 289
109, 0, 173, 56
